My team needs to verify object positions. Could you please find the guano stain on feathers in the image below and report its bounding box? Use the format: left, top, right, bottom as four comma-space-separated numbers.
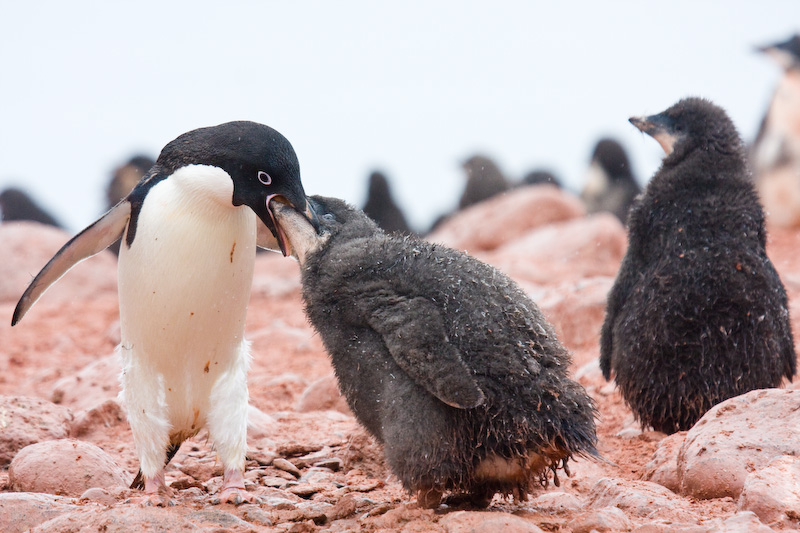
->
230, 241, 236, 263
204, 361, 210, 373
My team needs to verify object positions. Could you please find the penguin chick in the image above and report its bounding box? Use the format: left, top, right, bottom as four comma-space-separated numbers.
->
0, 187, 63, 228
459, 155, 510, 209
271, 195, 598, 508
362, 171, 412, 235
751, 34, 800, 226
601, 98, 796, 434
12, 121, 316, 505
580, 138, 641, 223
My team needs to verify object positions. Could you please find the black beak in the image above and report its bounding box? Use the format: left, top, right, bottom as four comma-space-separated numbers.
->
629, 113, 672, 136
629, 112, 680, 155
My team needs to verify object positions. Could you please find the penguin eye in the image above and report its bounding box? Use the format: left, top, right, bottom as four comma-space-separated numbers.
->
322, 213, 336, 222
257, 171, 272, 185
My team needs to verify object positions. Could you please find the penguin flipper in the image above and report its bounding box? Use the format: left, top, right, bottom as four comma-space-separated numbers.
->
363, 294, 485, 409
12, 201, 132, 325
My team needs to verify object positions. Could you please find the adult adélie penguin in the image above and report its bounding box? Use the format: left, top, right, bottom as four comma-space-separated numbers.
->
12, 121, 317, 505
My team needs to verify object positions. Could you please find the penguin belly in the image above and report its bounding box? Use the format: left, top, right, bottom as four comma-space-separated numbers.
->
118, 177, 256, 478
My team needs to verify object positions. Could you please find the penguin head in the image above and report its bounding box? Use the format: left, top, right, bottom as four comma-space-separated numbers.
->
590, 139, 632, 182
757, 34, 800, 72
629, 97, 741, 159
270, 195, 379, 265
155, 121, 317, 254
367, 171, 392, 202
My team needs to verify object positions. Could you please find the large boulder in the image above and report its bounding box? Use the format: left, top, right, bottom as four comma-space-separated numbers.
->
427, 186, 585, 253
678, 388, 800, 499
481, 213, 626, 287
738, 455, 800, 527
9, 439, 130, 496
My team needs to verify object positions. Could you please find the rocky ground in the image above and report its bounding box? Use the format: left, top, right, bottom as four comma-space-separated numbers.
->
0, 185, 798, 532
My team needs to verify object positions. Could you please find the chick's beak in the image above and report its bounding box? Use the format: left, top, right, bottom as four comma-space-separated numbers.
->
266, 195, 319, 257
629, 113, 678, 155
266, 195, 292, 257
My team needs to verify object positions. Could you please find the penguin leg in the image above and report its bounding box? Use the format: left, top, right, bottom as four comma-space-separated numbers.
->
207, 341, 252, 504
120, 350, 173, 505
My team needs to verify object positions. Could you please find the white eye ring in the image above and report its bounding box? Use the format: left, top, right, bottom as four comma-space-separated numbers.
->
257, 171, 272, 185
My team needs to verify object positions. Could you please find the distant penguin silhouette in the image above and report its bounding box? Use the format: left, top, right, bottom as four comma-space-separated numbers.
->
362, 171, 412, 234
0, 187, 62, 228
580, 138, 641, 223
105, 155, 156, 255
520, 169, 562, 188
107, 155, 156, 211
459, 155, 510, 209
751, 34, 800, 226
271, 195, 598, 508
600, 98, 796, 434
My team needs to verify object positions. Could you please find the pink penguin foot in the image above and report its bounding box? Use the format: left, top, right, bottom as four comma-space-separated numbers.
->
141, 471, 174, 507
217, 469, 253, 505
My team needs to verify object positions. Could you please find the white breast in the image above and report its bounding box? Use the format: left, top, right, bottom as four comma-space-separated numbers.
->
118, 164, 257, 434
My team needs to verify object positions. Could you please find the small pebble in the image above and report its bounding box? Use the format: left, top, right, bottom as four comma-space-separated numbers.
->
273, 458, 302, 478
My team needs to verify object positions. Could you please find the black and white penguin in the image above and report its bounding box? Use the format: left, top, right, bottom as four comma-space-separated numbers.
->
580, 138, 641, 223
361, 170, 412, 235
271, 195, 598, 508
0, 187, 63, 228
600, 98, 797, 434
751, 34, 800, 226
12, 121, 316, 505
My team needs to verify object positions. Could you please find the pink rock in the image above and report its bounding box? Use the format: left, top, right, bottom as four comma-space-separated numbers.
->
481, 213, 626, 287
247, 403, 278, 440
69, 399, 127, 439
427, 186, 586, 253
567, 506, 632, 533
534, 277, 614, 352
738, 455, 800, 526
51, 353, 120, 410
30, 506, 198, 532
529, 491, 584, 513
643, 432, 688, 493
678, 389, 800, 500
0, 222, 117, 305
715, 511, 774, 532
79, 487, 118, 506
9, 439, 129, 496
295, 374, 352, 414
0, 395, 73, 466
588, 477, 682, 517
438, 510, 546, 533
0, 493, 79, 533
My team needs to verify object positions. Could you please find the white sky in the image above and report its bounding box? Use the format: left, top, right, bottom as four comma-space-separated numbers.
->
1, 1, 798, 232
